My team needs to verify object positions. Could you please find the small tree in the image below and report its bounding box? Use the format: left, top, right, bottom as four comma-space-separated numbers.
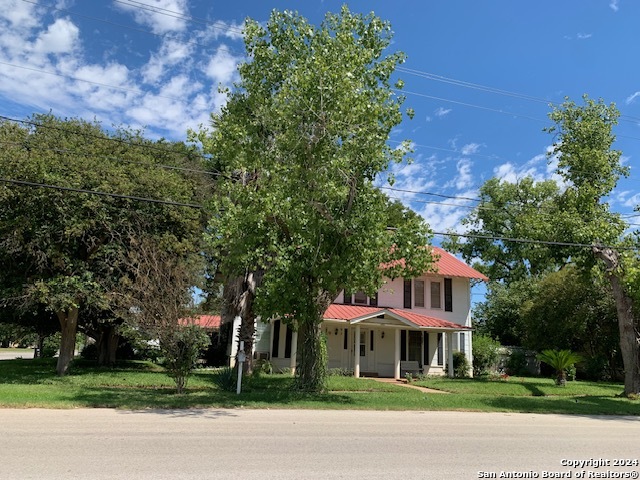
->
123, 239, 207, 393
537, 349, 583, 386
472, 334, 501, 376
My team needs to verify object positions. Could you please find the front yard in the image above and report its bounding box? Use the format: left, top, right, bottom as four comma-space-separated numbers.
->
0, 358, 637, 415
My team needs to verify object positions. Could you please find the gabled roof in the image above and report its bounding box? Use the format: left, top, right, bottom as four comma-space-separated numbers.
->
430, 246, 488, 281
179, 315, 221, 329
323, 304, 470, 331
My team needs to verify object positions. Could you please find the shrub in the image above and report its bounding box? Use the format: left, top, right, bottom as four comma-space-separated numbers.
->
212, 366, 237, 392
537, 349, 583, 386
328, 368, 353, 377
505, 349, 528, 376
472, 334, 501, 376
80, 342, 98, 360
41, 333, 60, 358
160, 325, 211, 393
449, 351, 470, 378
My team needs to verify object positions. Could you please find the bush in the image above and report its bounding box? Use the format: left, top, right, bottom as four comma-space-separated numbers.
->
505, 349, 528, 376
449, 351, 470, 378
472, 335, 501, 376
80, 342, 98, 360
212, 366, 237, 392
41, 333, 60, 358
160, 325, 211, 393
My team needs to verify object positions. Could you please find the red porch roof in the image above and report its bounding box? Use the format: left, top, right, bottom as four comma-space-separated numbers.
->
323, 304, 469, 331
179, 315, 222, 329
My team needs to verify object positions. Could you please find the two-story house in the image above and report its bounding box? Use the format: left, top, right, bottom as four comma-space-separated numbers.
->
240, 247, 487, 378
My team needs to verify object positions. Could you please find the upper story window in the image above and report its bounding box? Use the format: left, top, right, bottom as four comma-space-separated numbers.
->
343, 291, 378, 306
414, 280, 425, 307
353, 291, 368, 304
430, 281, 441, 309
444, 278, 453, 312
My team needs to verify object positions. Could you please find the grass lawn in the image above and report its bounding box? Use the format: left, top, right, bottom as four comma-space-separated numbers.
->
0, 358, 638, 415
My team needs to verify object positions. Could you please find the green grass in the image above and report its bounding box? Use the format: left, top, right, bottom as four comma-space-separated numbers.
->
0, 358, 638, 415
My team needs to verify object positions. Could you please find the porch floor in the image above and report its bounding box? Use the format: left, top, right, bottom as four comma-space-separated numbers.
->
370, 377, 449, 394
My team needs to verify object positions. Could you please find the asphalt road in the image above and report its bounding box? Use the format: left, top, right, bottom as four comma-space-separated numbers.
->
0, 409, 638, 479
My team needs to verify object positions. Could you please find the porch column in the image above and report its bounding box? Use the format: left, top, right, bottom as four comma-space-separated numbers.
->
289, 330, 298, 374
447, 332, 454, 378
354, 324, 360, 378
394, 328, 401, 380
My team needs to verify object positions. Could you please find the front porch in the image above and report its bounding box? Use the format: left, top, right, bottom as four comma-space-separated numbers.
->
266, 305, 471, 379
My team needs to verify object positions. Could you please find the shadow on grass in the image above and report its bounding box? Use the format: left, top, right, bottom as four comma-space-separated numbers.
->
0, 358, 58, 384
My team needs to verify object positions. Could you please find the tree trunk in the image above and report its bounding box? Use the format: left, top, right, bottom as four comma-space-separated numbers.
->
593, 247, 640, 396
295, 290, 333, 392
222, 270, 263, 374
56, 307, 79, 376
97, 325, 119, 366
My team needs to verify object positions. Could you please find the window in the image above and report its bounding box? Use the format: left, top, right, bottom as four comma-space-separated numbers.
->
431, 282, 441, 309
414, 280, 425, 307
400, 330, 407, 361
437, 333, 443, 366
403, 279, 412, 308
423, 332, 429, 365
370, 330, 374, 351
343, 291, 352, 304
459, 332, 465, 355
444, 278, 453, 312
359, 331, 366, 356
354, 291, 368, 304
343, 328, 348, 350
284, 326, 293, 358
369, 292, 378, 307
272, 320, 281, 358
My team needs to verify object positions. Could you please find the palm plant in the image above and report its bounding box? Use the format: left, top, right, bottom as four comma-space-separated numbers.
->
537, 349, 583, 386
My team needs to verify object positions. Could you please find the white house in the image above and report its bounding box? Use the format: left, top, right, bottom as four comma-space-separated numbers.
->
233, 247, 488, 378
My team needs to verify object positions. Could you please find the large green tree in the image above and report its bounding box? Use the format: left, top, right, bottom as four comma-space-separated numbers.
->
0, 114, 207, 375
446, 96, 639, 395
197, 7, 432, 391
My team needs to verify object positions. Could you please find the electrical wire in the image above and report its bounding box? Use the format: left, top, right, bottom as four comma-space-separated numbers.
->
0, 177, 203, 209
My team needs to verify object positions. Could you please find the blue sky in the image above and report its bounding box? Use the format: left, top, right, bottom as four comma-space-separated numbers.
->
2, 0, 640, 240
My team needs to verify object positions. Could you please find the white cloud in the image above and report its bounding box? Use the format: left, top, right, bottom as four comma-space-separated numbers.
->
460, 143, 481, 156
141, 37, 194, 84
203, 20, 244, 42
576, 33, 592, 40
0, 0, 40, 29
434, 107, 452, 118
626, 92, 640, 105
454, 159, 474, 190
204, 45, 240, 86
610, 0, 619, 12
114, 0, 189, 34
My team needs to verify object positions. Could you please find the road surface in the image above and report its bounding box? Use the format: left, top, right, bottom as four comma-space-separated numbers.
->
0, 409, 638, 479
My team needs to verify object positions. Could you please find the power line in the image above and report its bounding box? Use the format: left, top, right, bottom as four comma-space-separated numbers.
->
381, 186, 480, 202
0, 140, 224, 179
431, 231, 638, 251
0, 177, 204, 209
0, 61, 213, 110
3, 177, 636, 251
0, 115, 212, 162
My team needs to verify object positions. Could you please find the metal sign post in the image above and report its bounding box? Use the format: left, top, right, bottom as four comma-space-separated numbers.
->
236, 340, 246, 395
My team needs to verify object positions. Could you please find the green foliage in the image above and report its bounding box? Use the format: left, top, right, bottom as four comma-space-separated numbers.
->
0, 114, 208, 375
450, 351, 470, 378
537, 349, 583, 386
196, 7, 433, 392
211, 366, 237, 392
41, 333, 60, 358
472, 334, 501, 376
160, 325, 211, 394
505, 349, 529, 376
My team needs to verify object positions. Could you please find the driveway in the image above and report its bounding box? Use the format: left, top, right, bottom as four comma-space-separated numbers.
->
0, 409, 638, 479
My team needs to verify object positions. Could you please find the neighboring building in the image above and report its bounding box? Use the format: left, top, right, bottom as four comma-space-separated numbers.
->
230, 247, 488, 378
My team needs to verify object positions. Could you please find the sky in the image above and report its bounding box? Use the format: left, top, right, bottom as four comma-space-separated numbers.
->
2, 0, 640, 247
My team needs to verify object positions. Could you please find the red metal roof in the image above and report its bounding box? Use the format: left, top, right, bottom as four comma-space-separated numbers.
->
179, 315, 222, 329
324, 304, 384, 321
430, 246, 488, 281
388, 308, 471, 330
323, 304, 469, 330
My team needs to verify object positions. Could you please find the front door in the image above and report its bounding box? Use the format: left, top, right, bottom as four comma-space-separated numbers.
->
359, 328, 376, 373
